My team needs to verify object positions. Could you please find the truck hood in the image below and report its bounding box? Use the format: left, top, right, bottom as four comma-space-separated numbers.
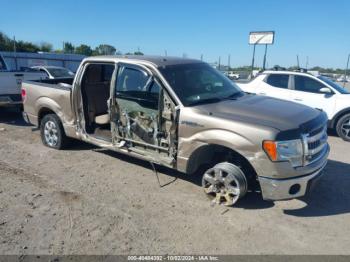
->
194, 94, 321, 131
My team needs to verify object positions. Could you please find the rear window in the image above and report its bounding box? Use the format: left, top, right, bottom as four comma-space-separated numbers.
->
265, 74, 289, 89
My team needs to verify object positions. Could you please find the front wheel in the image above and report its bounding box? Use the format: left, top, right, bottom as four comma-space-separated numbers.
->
202, 162, 248, 206
40, 114, 69, 149
336, 113, 350, 142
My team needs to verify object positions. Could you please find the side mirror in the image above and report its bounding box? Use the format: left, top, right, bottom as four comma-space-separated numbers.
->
319, 87, 332, 94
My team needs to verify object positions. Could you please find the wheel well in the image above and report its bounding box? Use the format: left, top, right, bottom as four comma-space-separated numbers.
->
332, 109, 350, 129
186, 144, 257, 180
38, 108, 56, 127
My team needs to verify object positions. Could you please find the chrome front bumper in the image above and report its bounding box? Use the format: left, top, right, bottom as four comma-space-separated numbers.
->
259, 160, 327, 201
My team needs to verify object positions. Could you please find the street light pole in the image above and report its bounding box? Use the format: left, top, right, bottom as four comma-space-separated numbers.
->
262, 44, 268, 70
251, 44, 256, 77
228, 54, 231, 71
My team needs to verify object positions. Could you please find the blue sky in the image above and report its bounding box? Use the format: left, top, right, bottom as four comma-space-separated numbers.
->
1, 0, 349, 68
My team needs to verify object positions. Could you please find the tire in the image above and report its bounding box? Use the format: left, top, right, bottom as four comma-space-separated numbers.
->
336, 113, 350, 142
40, 114, 69, 149
201, 162, 248, 206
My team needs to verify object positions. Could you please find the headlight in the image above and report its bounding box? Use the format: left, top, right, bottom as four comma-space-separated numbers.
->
263, 139, 303, 167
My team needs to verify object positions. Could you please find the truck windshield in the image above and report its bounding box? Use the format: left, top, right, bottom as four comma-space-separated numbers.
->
317, 76, 350, 94
159, 63, 243, 106
47, 68, 75, 78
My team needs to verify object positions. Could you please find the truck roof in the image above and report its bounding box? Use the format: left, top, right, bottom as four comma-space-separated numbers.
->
83, 55, 202, 67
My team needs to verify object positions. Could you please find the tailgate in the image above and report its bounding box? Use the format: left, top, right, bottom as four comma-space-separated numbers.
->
0, 72, 47, 95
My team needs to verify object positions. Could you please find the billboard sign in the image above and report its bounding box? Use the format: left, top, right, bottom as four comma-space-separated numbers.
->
249, 31, 275, 45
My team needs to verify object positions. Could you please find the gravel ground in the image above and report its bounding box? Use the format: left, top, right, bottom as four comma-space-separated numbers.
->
0, 108, 349, 255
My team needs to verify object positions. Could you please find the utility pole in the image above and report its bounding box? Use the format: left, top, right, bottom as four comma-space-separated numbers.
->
296, 55, 300, 68
343, 54, 350, 87
200, 54, 203, 61
218, 56, 221, 70
262, 44, 268, 70
228, 54, 231, 71
306, 56, 309, 70
251, 44, 256, 77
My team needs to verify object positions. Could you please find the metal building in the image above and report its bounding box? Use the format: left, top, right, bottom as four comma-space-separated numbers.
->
0, 51, 86, 72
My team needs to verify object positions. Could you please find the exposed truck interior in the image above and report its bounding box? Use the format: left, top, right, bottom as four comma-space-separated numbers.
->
112, 65, 177, 164
81, 63, 114, 141
79, 62, 178, 165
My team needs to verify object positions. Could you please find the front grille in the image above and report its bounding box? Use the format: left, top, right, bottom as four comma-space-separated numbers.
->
309, 125, 324, 137
303, 125, 328, 165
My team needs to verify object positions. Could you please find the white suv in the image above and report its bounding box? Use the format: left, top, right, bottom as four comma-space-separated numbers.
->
238, 70, 350, 141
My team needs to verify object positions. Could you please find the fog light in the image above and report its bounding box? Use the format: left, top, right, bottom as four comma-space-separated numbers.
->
289, 184, 301, 195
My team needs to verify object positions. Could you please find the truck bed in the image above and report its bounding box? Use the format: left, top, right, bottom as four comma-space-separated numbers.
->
29, 77, 74, 86
22, 78, 74, 127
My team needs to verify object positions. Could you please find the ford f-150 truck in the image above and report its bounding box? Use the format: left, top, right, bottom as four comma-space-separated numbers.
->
0, 54, 47, 108
22, 56, 329, 206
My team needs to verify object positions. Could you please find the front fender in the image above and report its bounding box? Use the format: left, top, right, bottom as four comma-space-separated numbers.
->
177, 129, 263, 173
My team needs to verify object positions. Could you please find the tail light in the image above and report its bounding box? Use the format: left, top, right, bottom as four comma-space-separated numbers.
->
21, 87, 26, 102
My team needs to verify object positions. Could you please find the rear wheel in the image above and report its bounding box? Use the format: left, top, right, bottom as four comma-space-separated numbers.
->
40, 114, 69, 149
336, 113, 350, 142
202, 162, 248, 206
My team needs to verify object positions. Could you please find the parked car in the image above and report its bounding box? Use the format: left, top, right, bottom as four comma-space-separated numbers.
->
30, 66, 75, 79
22, 56, 329, 206
238, 70, 350, 141
228, 72, 240, 80
0, 54, 47, 108
336, 76, 349, 83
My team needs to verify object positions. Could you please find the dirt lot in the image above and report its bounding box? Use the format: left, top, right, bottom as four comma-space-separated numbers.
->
0, 108, 349, 255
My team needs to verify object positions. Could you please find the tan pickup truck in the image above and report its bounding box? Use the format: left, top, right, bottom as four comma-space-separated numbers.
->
22, 56, 329, 206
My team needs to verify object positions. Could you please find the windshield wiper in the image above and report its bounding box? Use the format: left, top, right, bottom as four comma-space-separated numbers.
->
187, 97, 223, 106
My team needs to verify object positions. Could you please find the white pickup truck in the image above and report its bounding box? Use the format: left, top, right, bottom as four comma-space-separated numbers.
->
238, 70, 350, 141
0, 54, 47, 108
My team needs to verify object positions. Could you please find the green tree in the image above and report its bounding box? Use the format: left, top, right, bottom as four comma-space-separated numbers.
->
134, 51, 144, 55
63, 42, 75, 54
39, 42, 53, 52
75, 44, 92, 56
0, 32, 12, 51
95, 44, 116, 55
16, 40, 40, 53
